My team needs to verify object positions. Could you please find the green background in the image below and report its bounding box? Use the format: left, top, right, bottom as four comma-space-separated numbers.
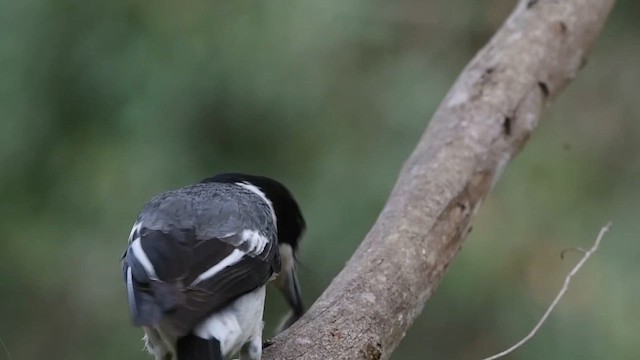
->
1, 1, 638, 359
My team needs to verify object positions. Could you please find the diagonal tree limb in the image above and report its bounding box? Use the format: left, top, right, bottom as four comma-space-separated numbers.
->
264, 0, 616, 359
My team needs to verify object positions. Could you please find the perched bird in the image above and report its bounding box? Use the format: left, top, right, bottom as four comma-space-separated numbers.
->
122, 173, 306, 360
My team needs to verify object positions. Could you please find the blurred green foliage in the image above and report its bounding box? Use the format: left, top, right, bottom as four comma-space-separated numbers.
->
0, 0, 638, 359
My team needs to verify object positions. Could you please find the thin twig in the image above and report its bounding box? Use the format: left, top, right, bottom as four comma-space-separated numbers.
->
481, 222, 612, 360
0, 337, 14, 360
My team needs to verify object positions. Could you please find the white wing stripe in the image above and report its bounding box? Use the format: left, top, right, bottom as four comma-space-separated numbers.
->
236, 182, 277, 225
191, 249, 245, 286
126, 267, 136, 309
128, 221, 141, 244
131, 238, 159, 280
242, 229, 269, 255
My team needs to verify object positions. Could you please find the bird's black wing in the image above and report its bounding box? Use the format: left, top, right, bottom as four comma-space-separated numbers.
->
123, 183, 280, 335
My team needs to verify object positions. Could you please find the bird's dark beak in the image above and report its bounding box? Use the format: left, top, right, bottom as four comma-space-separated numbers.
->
274, 244, 304, 331
274, 265, 303, 315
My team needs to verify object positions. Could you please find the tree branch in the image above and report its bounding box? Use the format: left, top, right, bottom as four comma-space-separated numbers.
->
264, 0, 616, 359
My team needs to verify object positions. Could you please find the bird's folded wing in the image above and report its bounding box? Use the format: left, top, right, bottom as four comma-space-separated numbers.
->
123, 188, 280, 332
166, 253, 273, 335
125, 230, 279, 331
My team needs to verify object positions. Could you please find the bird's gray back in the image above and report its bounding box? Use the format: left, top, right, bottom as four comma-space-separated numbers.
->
137, 182, 275, 241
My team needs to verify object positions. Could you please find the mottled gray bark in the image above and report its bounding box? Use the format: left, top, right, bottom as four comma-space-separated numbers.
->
264, 0, 616, 359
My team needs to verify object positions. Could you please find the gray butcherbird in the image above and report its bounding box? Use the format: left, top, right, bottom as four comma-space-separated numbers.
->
122, 173, 305, 360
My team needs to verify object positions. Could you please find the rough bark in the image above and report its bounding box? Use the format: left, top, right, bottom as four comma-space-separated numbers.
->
264, 0, 616, 359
